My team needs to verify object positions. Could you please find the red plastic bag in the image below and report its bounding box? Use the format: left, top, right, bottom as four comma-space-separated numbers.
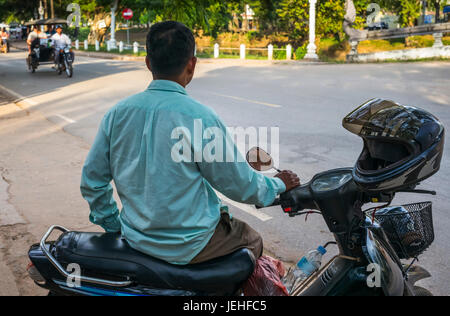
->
242, 255, 289, 296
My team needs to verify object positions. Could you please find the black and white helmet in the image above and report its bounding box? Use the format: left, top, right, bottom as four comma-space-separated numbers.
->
343, 98, 445, 192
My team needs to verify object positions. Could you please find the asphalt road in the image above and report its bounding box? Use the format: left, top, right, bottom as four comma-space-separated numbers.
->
1, 47, 449, 295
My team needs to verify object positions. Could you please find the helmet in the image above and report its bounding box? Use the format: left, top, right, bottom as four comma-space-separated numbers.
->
343, 98, 445, 192
55, 25, 63, 30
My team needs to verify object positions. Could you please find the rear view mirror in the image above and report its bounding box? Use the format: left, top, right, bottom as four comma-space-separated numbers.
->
246, 147, 274, 172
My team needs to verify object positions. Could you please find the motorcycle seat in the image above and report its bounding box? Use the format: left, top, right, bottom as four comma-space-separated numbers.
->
54, 231, 255, 295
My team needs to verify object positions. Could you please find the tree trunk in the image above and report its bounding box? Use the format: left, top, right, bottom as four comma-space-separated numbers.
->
434, 1, 440, 23
88, 13, 112, 45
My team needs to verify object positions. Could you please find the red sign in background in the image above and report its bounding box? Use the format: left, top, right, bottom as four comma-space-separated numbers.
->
122, 8, 133, 20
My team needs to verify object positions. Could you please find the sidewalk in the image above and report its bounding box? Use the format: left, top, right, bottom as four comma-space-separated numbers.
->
0, 92, 99, 296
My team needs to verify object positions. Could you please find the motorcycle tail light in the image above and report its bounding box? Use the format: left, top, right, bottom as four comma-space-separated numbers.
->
284, 207, 293, 213
27, 262, 45, 283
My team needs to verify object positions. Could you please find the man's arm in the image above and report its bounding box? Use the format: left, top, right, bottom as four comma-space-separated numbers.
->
196, 116, 297, 207
64, 34, 72, 46
80, 110, 121, 233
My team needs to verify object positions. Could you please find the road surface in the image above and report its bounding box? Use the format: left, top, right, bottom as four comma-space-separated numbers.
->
1, 47, 449, 295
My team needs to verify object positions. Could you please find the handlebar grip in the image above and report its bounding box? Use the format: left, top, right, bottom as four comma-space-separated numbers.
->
255, 198, 281, 209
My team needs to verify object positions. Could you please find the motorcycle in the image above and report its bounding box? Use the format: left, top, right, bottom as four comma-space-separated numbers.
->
55, 45, 74, 78
25, 19, 74, 78
27, 120, 439, 297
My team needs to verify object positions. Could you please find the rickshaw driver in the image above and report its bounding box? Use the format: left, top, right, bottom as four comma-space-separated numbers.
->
50, 25, 73, 69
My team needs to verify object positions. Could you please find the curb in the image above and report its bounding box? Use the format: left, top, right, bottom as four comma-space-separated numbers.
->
74, 50, 146, 61
9, 42, 146, 62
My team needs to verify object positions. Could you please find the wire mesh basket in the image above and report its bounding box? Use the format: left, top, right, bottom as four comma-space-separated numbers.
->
371, 202, 434, 260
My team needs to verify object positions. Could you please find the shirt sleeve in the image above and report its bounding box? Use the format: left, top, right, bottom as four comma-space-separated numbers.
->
64, 34, 71, 45
80, 110, 121, 232
196, 115, 286, 207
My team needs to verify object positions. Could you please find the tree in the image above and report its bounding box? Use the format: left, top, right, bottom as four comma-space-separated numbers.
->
0, 0, 37, 22
277, 0, 348, 45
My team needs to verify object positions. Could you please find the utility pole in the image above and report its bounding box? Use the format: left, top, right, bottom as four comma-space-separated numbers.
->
304, 0, 319, 60
38, 1, 45, 31
43, 0, 48, 19
110, 0, 119, 49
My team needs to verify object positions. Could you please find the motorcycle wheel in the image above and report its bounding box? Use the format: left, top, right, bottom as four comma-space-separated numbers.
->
65, 60, 73, 78
413, 286, 433, 296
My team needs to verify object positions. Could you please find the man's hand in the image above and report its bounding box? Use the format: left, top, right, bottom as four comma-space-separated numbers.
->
275, 170, 300, 192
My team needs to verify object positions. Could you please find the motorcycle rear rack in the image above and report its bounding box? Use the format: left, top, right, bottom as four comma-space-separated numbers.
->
40, 225, 132, 288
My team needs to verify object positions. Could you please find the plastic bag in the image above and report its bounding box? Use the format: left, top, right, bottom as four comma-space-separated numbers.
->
242, 255, 289, 296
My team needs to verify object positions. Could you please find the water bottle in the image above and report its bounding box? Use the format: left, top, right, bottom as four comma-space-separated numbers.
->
283, 246, 327, 294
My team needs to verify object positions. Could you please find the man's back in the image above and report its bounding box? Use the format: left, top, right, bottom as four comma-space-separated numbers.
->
98, 80, 221, 265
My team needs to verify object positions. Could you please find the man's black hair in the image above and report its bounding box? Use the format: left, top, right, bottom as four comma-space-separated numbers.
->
146, 21, 195, 77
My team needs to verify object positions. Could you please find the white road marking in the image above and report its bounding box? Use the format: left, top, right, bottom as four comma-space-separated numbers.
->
0, 84, 77, 124
215, 191, 273, 222
0, 83, 38, 106
210, 92, 282, 108
54, 114, 77, 124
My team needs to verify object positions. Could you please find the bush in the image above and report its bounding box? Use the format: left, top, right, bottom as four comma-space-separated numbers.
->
65, 27, 90, 42
294, 45, 307, 60
273, 45, 286, 60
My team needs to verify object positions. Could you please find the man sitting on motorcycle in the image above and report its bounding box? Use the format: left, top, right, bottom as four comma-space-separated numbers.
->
50, 25, 73, 70
27, 26, 47, 54
81, 21, 300, 266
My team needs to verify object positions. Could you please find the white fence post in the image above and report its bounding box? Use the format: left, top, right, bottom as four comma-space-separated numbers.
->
106, 41, 111, 52
214, 43, 220, 59
119, 41, 124, 53
75, 40, 79, 50
286, 44, 292, 60
240, 44, 246, 60
133, 42, 139, 54
84, 40, 88, 50
95, 40, 100, 51
268, 44, 273, 61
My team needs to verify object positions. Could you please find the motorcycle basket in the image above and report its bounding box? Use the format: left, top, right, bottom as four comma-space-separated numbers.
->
371, 202, 434, 260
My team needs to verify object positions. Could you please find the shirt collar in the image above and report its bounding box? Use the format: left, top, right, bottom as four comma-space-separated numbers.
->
147, 80, 188, 95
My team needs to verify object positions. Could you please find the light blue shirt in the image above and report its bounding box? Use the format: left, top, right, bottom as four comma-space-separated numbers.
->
80, 80, 286, 265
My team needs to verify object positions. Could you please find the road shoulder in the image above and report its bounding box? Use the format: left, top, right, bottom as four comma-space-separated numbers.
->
0, 93, 98, 295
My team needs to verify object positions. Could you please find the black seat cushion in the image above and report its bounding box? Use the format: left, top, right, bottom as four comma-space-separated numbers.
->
54, 232, 255, 295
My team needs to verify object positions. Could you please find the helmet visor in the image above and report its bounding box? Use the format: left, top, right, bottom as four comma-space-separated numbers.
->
343, 99, 441, 143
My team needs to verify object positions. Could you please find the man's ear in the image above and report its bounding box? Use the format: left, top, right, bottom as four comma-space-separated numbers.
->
187, 56, 197, 75
145, 56, 152, 72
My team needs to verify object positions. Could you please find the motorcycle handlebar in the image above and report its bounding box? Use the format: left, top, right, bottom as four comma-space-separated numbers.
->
255, 198, 281, 209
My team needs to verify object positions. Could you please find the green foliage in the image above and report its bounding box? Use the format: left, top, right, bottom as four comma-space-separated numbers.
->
294, 44, 307, 60
273, 45, 287, 60
277, 0, 349, 45
1, 0, 444, 46
66, 27, 90, 41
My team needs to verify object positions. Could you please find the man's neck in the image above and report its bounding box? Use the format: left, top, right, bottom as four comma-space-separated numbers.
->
153, 76, 186, 88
